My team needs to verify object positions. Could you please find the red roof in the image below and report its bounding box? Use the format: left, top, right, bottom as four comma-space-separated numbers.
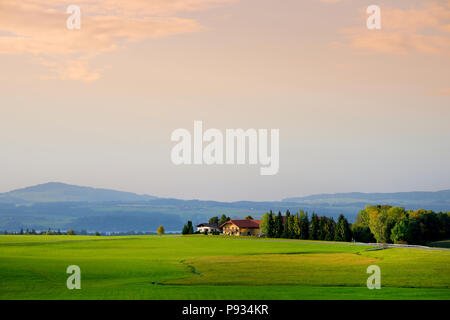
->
221, 219, 261, 228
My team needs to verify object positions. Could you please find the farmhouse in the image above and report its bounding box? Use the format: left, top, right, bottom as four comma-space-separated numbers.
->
221, 219, 261, 236
196, 223, 220, 234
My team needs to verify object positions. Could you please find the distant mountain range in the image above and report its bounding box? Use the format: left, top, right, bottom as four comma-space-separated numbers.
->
0, 182, 448, 232
284, 190, 450, 202
0, 182, 158, 204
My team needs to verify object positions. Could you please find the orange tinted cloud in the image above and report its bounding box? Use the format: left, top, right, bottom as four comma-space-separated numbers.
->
0, 0, 235, 82
432, 88, 450, 96
341, 1, 450, 56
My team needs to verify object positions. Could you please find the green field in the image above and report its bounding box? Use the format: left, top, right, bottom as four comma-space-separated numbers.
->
0, 235, 449, 300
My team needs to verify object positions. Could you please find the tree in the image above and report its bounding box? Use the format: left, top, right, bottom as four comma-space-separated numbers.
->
218, 214, 230, 227
245, 215, 254, 220
309, 213, 319, 240
318, 216, 327, 240
94, 231, 100, 236
282, 210, 291, 238
267, 211, 275, 238
209, 216, 219, 225
385, 206, 406, 242
157, 225, 165, 235
299, 210, 309, 240
437, 212, 450, 240
421, 211, 441, 242
390, 219, 410, 243
407, 218, 422, 244
287, 214, 296, 239
67, 229, 76, 235
363, 205, 405, 244
182, 221, 194, 235
352, 224, 375, 243
187, 221, 194, 234
387, 206, 406, 221
368, 209, 389, 244
335, 214, 352, 242
353, 206, 376, 243
260, 212, 270, 235
355, 207, 371, 227
324, 218, 336, 241
274, 212, 283, 238
292, 214, 301, 239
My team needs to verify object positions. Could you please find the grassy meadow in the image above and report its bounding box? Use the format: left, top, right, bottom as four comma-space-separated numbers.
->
0, 235, 449, 300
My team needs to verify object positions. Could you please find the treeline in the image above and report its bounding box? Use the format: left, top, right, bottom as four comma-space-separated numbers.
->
179, 205, 450, 245
260, 210, 352, 241
2, 228, 100, 236
262, 206, 450, 245
3, 228, 39, 235
352, 205, 450, 245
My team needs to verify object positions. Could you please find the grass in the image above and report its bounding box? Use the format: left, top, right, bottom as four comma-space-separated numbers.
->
0, 235, 449, 300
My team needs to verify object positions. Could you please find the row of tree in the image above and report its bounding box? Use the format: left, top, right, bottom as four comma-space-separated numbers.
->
260, 210, 352, 241
208, 214, 231, 226
181, 205, 450, 245
1, 228, 92, 236
352, 205, 450, 245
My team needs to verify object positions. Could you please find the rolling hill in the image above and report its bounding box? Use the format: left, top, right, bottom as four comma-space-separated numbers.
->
0, 182, 158, 203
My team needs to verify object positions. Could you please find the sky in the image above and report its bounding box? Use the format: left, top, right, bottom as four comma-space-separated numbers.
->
1, 0, 449, 201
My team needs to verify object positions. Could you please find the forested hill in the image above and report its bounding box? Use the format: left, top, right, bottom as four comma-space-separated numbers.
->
0, 182, 158, 203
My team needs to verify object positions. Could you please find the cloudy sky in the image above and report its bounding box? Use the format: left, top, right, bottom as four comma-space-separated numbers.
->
1, 0, 449, 201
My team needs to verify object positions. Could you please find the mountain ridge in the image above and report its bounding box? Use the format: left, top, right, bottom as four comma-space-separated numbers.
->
283, 190, 450, 202
2, 182, 449, 204
0, 182, 158, 203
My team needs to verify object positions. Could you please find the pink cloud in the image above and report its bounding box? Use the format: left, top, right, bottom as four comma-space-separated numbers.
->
432, 88, 450, 96
340, 1, 450, 56
0, 0, 235, 82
